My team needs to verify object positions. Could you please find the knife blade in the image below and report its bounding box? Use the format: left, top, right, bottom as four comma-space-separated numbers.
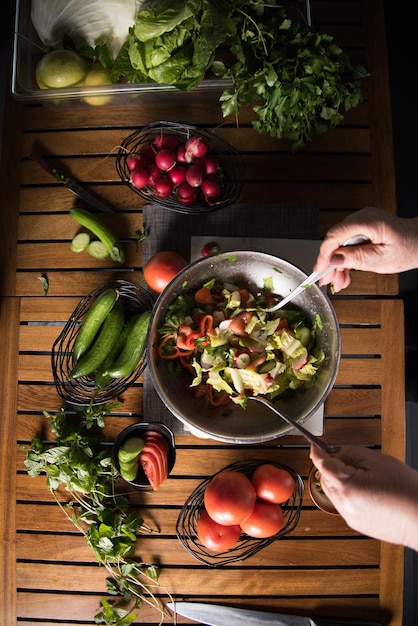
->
167, 602, 382, 626
30, 150, 114, 214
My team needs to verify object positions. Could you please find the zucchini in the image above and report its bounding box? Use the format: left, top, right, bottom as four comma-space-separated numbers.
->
103, 310, 152, 379
70, 207, 125, 264
71, 300, 125, 379
73, 287, 118, 362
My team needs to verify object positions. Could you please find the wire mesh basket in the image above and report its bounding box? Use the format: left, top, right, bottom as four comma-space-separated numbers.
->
176, 459, 304, 566
116, 120, 244, 215
51, 279, 156, 407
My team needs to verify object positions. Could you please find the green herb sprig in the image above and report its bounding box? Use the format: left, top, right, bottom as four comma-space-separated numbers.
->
24, 403, 170, 625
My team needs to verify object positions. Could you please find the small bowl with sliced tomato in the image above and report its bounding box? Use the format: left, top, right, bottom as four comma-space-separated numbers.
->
113, 422, 176, 491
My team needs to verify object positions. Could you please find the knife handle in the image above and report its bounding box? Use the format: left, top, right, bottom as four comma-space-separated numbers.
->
314, 618, 382, 626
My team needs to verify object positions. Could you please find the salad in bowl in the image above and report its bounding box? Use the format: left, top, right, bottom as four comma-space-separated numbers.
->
147, 251, 341, 443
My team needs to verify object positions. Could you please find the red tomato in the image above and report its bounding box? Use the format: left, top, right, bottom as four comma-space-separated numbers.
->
143, 251, 187, 293
143, 433, 169, 481
240, 502, 284, 538
194, 286, 213, 304
196, 511, 241, 552
140, 451, 161, 490
252, 464, 295, 504
142, 441, 165, 482
204, 470, 256, 526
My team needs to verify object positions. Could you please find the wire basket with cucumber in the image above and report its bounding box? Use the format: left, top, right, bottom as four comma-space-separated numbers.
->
52, 279, 156, 406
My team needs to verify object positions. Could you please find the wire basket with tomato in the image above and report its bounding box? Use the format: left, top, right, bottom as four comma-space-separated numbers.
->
176, 459, 304, 566
52, 279, 156, 407
116, 120, 244, 214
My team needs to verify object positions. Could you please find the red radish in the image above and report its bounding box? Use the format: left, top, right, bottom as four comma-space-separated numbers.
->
153, 133, 180, 151
147, 163, 163, 187
155, 149, 176, 172
185, 135, 208, 159
201, 241, 220, 256
186, 164, 205, 188
130, 166, 149, 189
196, 154, 220, 175
201, 174, 222, 199
176, 181, 197, 205
177, 144, 192, 164
139, 144, 155, 164
126, 153, 143, 171
168, 164, 187, 186
155, 177, 174, 198
233, 350, 251, 368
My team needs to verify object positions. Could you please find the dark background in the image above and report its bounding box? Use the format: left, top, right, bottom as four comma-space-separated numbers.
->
0, 1, 417, 623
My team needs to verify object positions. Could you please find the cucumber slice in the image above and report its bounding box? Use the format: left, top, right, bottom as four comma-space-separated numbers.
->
88, 240, 109, 259
120, 460, 139, 482
71, 232, 90, 252
118, 437, 145, 462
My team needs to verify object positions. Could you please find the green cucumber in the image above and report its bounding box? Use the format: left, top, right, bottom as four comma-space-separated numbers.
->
70, 207, 125, 264
73, 287, 119, 363
118, 437, 145, 463
87, 240, 109, 259
71, 300, 125, 379
70, 231, 90, 252
103, 310, 152, 379
119, 459, 139, 482
94, 318, 133, 388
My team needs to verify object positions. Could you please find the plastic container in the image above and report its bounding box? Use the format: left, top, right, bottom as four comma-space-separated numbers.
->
11, 0, 232, 107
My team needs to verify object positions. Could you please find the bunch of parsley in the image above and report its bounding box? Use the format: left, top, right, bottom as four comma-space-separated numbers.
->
221, 1, 368, 151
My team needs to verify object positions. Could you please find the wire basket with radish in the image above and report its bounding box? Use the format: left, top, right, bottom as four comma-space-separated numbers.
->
51, 279, 156, 407
116, 121, 244, 214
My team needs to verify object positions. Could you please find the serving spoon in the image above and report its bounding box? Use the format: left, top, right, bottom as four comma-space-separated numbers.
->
248, 395, 338, 453
266, 234, 370, 312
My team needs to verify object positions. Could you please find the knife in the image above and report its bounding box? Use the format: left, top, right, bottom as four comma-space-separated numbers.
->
167, 602, 382, 626
30, 150, 114, 214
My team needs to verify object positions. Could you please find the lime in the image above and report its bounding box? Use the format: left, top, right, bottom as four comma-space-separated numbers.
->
82, 64, 113, 106
37, 50, 87, 89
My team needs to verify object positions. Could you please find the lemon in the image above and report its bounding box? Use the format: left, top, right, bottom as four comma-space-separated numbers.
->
82, 64, 113, 106
36, 50, 87, 89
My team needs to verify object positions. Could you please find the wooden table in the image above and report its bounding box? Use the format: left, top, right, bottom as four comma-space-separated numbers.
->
0, 1, 406, 624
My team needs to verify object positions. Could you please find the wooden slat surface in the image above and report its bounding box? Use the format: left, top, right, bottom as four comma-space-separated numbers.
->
0, 1, 406, 625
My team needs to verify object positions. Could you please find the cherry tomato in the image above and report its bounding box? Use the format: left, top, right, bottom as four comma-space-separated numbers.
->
143, 251, 187, 293
196, 511, 241, 552
240, 502, 284, 538
204, 470, 256, 526
252, 464, 295, 504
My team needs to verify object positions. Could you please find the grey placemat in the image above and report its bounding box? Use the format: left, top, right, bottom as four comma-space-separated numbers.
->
142, 202, 320, 434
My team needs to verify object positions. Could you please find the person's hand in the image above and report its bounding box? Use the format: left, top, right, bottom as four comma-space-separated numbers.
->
314, 207, 418, 292
310, 444, 418, 550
